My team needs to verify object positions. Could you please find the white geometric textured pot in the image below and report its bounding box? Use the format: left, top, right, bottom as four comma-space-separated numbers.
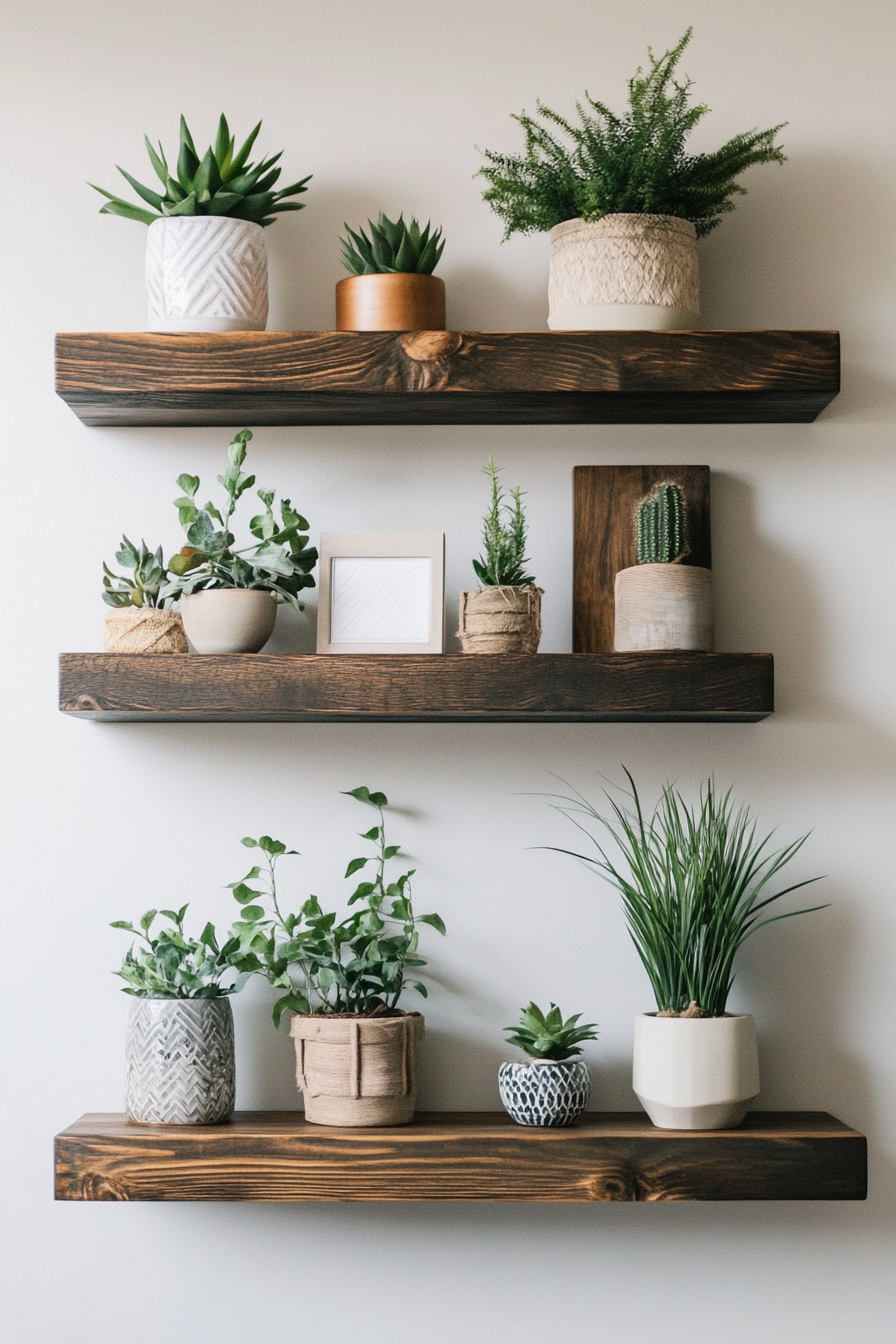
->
180, 588, 277, 654
614, 564, 714, 651
103, 607, 188, 653
290, 1013, 424, 1127
548, 214, 700, 330
146, 216, 268, 332
633, 1013, 760, 1131
124, 997, 235, 1125
498, 1059, 591, 1127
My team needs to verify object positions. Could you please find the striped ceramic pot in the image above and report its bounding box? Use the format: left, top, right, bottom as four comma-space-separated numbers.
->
499, 1059, 591, 1127
124, 997, 235, 1125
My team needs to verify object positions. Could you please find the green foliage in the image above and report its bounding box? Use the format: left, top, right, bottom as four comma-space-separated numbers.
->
165, 428, 318, 610
102, 537, 169, 608
547, 772, 827, 1017
111, 905, 250, 998
504, 1002, 599, 1061
636, 483, 687, 565
226, 788, 446, 1026
341, 213, 445, 275
472, 456, 535, 587
478, 29, 786, 239
90, 113, 311, 227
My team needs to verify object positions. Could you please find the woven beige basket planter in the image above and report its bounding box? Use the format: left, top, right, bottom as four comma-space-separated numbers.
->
614, 564, 714, 652
548, 214, 700, 330
103, 607, 188, 653
457, 586, 543, 654
290, 1012, 424, 1127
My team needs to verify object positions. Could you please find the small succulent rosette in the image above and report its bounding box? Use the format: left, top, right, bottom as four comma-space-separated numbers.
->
499, 1058, 591, 1127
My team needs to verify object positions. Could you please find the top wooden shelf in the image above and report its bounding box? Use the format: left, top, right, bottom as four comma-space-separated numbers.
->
55, 329, 840, 427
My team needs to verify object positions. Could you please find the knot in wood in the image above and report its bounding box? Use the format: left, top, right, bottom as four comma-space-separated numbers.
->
398, 331, 463, 364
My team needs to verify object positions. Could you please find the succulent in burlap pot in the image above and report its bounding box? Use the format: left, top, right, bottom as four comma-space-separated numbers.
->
459, 456, 542, 654
499, 1003, 598, 1127
102, 536, 187, 653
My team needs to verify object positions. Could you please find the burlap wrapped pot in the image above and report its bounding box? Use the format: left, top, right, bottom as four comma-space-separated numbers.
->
457, 586, 543, 654
290, 1012, 424, 1126
103, 607, 188, 653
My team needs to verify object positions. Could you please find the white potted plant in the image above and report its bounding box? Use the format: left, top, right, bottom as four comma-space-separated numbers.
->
549, 772, 827, 1130
478, 29, 786, 330
165, 428, 318, 653
337, 213, 446, 330
499, 1002, 597, 1127
458, 456, 543, 653
102, 536, 187, 652
91, 114, 311, 331
228, 787, 446, 1127
614, 481, 713, 651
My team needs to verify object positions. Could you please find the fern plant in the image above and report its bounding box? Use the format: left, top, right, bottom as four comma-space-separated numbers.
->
341, 213, 445, 275
637, 483, 687, 564
478, 29, 786, 239
473, 456, 534, 587
505, 1002, 598, 1061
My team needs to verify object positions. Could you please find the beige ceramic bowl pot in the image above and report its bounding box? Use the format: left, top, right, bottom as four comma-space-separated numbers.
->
614, 564, 714, 652
180, 589, 277, 654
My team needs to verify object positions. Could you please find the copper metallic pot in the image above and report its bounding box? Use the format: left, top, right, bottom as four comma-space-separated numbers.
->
335, 273, 446, 331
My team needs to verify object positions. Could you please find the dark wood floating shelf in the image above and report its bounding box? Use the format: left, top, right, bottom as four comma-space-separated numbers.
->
55, 329, 839, 426
59, 652, 774, 723
55, 1111, 866, 1202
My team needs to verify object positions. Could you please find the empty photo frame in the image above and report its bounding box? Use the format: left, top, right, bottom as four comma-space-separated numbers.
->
317, 533, 445, 653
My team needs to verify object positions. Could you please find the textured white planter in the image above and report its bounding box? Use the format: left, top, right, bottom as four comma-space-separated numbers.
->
180, 588, 277, 654
633, 1013, 760, 1130
103, 607, 188, 653
125, 997, 235, 1125
548, 214, 700, 330
290, 1013, 424, 1127
499, 1059, 591, 1127
146, 216, 268, 332
614, 564, 714, 651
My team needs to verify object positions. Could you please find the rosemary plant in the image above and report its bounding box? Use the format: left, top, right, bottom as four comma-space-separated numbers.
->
472, 456, 534, 587
505, 1002, 598, 1061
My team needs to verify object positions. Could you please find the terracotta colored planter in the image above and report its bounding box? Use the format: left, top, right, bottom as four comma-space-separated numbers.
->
180, 588, 277, 654
290, 1012, 424, 1126
103, 607, 188, 653
614, 564, 713, 652
335, 273, 446, 331
633, 1012, 760, 1130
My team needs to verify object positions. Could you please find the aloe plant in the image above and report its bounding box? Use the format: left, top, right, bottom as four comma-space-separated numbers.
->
90, 114, 311, 226
504, 1002, 599, 1061
637, 483, 687, 564
341, 213, 445, 275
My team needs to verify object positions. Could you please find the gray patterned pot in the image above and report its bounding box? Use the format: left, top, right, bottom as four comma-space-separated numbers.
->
125, 997, 235, 1125
499, 1059, 591, 1127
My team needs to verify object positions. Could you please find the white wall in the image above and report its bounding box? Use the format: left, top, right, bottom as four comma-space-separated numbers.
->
4, 1, 896, 1339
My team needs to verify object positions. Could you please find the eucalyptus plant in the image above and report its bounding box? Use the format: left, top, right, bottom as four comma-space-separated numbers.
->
111, 905, 249, 998
340, 213, 445, 275
505, 1002, 599, 1061
102, 537, 170, 608
473, 456, 534, 587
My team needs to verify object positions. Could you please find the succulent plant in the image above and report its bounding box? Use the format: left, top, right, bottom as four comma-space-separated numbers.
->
636, 482, 687, 565
90, 114, 311, 226
341, 212, 445, 275
504, 1002, 599, 1062
103, 537, 169, 608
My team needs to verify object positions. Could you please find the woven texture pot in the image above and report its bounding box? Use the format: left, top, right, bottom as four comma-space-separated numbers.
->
290, 1013, 424, 1126
335, 273, 446, 331
457, 586, 543, 653
499, 1059, 591, 1127
548, 214, 700, 330
125, 997, 235, 1125
633, 1012, 760, 1131
614, 564, 714, 651
180, 588, 277, 653
146, 216, 268, 332
103, 607, 188, 653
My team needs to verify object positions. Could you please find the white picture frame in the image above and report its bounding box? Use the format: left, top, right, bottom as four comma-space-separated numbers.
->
317, 532, 445, 654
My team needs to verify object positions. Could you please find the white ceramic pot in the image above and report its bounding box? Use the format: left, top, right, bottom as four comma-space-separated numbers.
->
633, 1012, 760, 1130
614, 564, 714, 651
145, 216, 268, 332
547, 214, 700, 330
180, 589, 277, 654
125, 997, 235, 1125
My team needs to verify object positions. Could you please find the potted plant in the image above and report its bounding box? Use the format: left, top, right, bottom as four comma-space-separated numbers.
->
458, 456, 543, 653
91, 114, 311, 331
102, 536, 187, 653
499, 1002, 598, 1127
166, 428, 318, 652
548, 772, 826, 1129
614, 482, 713, 651
478, 29, 786, 330
111, 905, 250, 1124
228, 787, 446, 1127
336, 212, 446, 330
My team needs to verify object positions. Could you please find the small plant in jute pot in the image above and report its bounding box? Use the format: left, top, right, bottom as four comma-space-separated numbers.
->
91, 114, 311, 331
547, 771, 827, 1129
499, 1003, 598, 1127
228, 787, 446, 1127
614, 481, 713, 651
458, 456, 543, 653
112, 906, 252, 1124
102, 536, 187, 653
336, 212, 446, 331
478, 29, 786, 330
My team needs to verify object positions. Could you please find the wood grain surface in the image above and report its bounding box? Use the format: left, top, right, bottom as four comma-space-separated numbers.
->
574, 466, 711, 654
54, 1111, 867, 1202
59, 652, 774, 722
55, 330, 840, 426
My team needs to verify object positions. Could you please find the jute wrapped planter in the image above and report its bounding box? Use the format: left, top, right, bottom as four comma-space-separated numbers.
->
103, 607, 188, 653
614, 564, 713, 652
633, 1013, 760, 1131
290, 1012, 424, 1126
146, 216, 268, 333
458, 586, 543, 654
548, 214, 700, 330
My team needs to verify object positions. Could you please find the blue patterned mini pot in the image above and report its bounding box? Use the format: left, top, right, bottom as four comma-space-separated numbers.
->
498, 1059, 591, 1127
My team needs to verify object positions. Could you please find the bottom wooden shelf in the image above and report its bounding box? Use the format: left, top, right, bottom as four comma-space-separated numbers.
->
55, 1111, 865, 1202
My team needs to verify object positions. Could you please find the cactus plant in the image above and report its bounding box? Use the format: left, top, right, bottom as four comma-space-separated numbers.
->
340, 213, 445, 275
636, 482, 687, 565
